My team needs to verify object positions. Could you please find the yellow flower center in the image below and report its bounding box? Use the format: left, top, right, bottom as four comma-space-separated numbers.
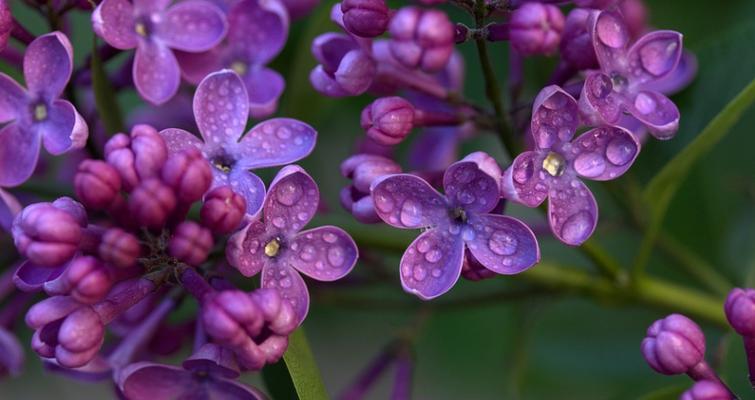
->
135, 22, 148, 37
264, 239, 281, 257
230, 61, 247, 76
33, 103, 47, 121
542, 152, 566, 177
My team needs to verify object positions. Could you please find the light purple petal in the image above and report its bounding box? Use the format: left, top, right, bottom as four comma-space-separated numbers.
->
288, 226, 358, 282
0, 328, 23, 377
627, 90, 680, 140
226, 220, 269, 277
118, 362, 193, 400
92, 0, 138, 50
571, 126, 640, 181
24, 32, 73, 100
591, 11, 630, 73
38, 100, 88, 155
261, 263, 310, 324
501, 151, 548, 208
334, 49, 375, 96
183, 343, 240, 379
649, 50, 697, 96
235, 118, 316, 169
371, 174, 448, 229
157, 1, 228, 52
174, 48, 224, 85
0, 123, 41, 187
408, 127, 459, 172
626, 30, 683, 85
309, 66, 349, 97
530, 85, 579, 149
548, 179, 598, 246
465, 214, 539, 275
442, 161, 498, 214
0, 73, 25, 123
263, 166, 318, 235
224, 167, 266, 217
243, 67, 285, 119
132, 0, 172, 13
193, 70, 249, 144
13, 262, 65, 292
311, 33, 359, 72
0, 188, 21, 231
400, 227, 464, 300
159, 128, 204, 153
228, 0, 289, 65
133, 42, 180, 105
579, 72, 623, 126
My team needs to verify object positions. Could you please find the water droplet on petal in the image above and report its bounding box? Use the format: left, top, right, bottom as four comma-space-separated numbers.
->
606, 136, 636, 166
634, 92, 657, 115
574, 152, 606, 178
399, 200, 423, 226
431, 268, 442, 278
323, 232, 338, 243
327, 246, 344, 266
560, 211, 594, 245
596, 13, 628, 49
413, 266, 427, 281
277, 181, 303, 206
300, 245, 316, 261
279, 277, 292, 288
461, 226, 476, 241
272, 217, 286, 229
488, 231, 518, 256
375, 194, 394, 213
297, 212, 309, 222
424, 249, 442, 263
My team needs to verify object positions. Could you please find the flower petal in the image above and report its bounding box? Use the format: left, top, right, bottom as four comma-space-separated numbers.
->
157, 1, 228, 52
400, 227, 464, 300
311, 32, 359, 73
118, 362, 194, 400
24, 32, 73, 100
442, 161, 499, 214
288, 226, 358, 282
261, 263, 309, 324
0, 73, 25, 123
591, 11, 630, 73
228, 0, 289, 65
193, 70, 249, 144
408, 127, 460, 172
465, 214, 539, 275
548, 179, 598, 246
132, 0, 171, 13
263, 165, 318, 234
0, 123, 41, 187
530, 85, 580, 149
0, 328, 23, 377
207, 378, 267, 400
648, 50, 697, 96
371, 174, 448, 229
242, 67, 285, 119
626, 30, 683, 85
309, 66, 348, 97
501, 151, 548, 208
627, 90, 680, 140
92, 0, 138, 50
174, 48, 224, 85
223, 168, 266, 218
579, 72, 623, 126
0, 189, 21, 232
159, 128, 204, 153
13, 261, 65, 292
235, 118, 316, 169
38, 100, 88, 155
226, 220, 269, 277
133, 42, 180, 105
571, 126, 640, 181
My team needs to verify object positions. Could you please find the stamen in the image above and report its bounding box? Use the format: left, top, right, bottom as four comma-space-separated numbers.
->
33, 103, 47, 121
542, 152, 566, 177
264, 239, 281, 257
230, 61, 248, 76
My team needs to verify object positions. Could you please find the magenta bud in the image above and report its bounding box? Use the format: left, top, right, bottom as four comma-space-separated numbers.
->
169, 222, 214, 266
202, 290, 263, 347
389, 7, 454, 72
74, 160, 122, 210
641, 314, 708, 376
724, 288, 755, 337
680, 380, 733, 400
62, 256, 113, 304
104, 125, 167, 191
250, 288, 297, 335
99, 228, 141, 269
56, 306, 104, 368
560, 8, 598, 69
161, 148, 213, 204
51, 197, 88, 227
200, 186, 247, 234
341, 0, 390, 38
509, 2, 565, 56
12, 203, 82, 267
128, 178, 177, 230
361, 97, 415, 146
104, 133, 139, 191
341, 154, 401, 193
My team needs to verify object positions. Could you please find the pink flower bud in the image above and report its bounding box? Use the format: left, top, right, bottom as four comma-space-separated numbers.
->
61, 256, 113, 304
361, 97, 415, 145
104, 125, 168, 191
389, 7, 454, 72
128, 178, 177, 230
510, 2, 564, 56
74, 159, 122, 210
161, 148, 213, 204
12, 203, 82, 267
341, 0, 390, 38
99, 228, 141, 268
200, 186, 247, 234
169, 222, 213, 266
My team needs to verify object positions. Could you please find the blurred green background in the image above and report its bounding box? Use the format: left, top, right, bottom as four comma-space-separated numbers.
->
1, 0, 754, 398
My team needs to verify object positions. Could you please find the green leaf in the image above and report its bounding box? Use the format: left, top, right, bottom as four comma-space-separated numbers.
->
91, 37, 124, 135
262, 360, 299, 400
282, 328, 330, 400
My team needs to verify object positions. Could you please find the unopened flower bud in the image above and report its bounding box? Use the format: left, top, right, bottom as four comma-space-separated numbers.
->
341, 154, 401, 193
74, 160, 122, 210
128, 178, 177, 230
56, 306, 104, 368
680, 380, 733, 400
61, 256, 113, 304
341, 0, 390, 38
509, 2, 564, 56
104, 125, 167, 191
161, 148, 212, 204
389, 7, 454, 72
99, 228, 141, 268
51, 197, 87, 227
361, 97, 415, 145
641, 314, 717, 382
12, 203, 82, 266
724, 288, 755, 337
560, 8, 598, 69
169, 222, 213, 266
200, 186, 247, 234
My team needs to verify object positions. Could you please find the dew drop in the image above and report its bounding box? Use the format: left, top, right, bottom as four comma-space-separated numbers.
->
327, 246, 344, 266
399, 200, 423, 226
424, 249, 442, 263
322, 232, 338, 243
488, 231, 518, 256
560, 211, 594, 245
272, 217, 286, 229
276, 181, 303, 206
374, 194, 394, 213
300, 245, 316, 261
573, 152, 606, 178
413, 266, 427, 281
634, 92, 657, 115
606, 136, 636, 166
279, 277, 292, 288
431, 268, 443, 278
596, 13, 628, 48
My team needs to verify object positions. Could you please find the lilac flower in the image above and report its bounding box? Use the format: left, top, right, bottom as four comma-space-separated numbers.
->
92, 0, 228, 105
502, 85, 640, 246
160, 70, 317, 217
118, 344, 266, 400
310, 31, 376, 97
227, 165, 358, 322
201, 186, 247, 234
579, 10, 684, 139
340, 154, 402, 223
176, 0, 289, 118
341, 0, 390, 38
371, 152, 539, 299
508, 2, 565, 56
0, 32, 88, 187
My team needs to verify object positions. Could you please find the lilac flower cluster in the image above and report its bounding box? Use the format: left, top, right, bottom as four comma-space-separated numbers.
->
641, 287, 755, 399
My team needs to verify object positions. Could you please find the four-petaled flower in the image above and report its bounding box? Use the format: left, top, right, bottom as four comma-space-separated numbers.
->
93, 0, 228, 105
502, 85, 640, 246
227, 165, 359, 323
371, 153, 540, 300
160, 70, 317, 217
580, 10, 683, 139
0, 32, 88, 187
176, 0, 289, 118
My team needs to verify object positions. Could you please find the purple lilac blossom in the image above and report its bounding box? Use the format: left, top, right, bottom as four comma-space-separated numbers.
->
176, 0, 289, 118
371, 152, 539, 299
160, 70, 317, 217
227, 165, 359, 323
0, 32, 88, 187
340, 153, 402, 223
92, 0, 228, 105
579, 10, 684, 139
502, 85, 640, 246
